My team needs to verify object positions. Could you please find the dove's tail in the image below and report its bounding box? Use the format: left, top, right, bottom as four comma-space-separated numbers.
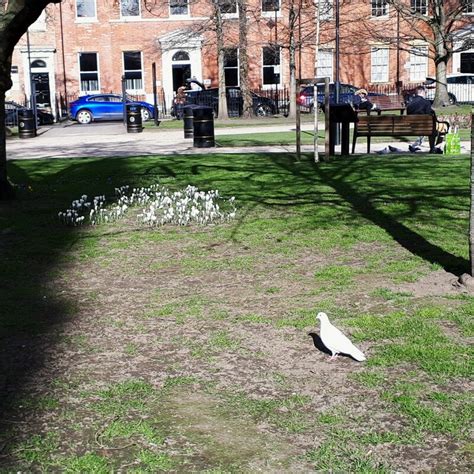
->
350, 347, 366, 362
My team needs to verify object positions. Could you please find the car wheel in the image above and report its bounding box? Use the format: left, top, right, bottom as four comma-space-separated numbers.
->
76, 110, 93, 124
448, 93, 457, 105
141, 108, 151, 122
255, 104, 273, 117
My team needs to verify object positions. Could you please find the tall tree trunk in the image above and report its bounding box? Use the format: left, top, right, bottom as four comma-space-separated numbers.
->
432, 10, 450, 107
0, 89, 14, 199
215, 6, 229, 120
0, 30, 15, 199
238, 0, 253, 117
470, 111, 474, 276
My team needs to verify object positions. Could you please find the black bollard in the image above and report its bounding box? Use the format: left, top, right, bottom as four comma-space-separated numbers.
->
193, 106, 215, 148
18, 109, 36, 139
126, 104, 143, 133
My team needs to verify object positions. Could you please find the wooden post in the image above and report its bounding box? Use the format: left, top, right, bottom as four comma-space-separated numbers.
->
324, 77, 330, 158
296, 80, 301, 159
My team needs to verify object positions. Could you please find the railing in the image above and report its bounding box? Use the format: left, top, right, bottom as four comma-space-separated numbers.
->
368, 82, 473, 104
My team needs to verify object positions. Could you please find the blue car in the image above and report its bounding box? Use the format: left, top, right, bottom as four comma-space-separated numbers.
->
69, 94, 155, 124
297, 83, 386, 112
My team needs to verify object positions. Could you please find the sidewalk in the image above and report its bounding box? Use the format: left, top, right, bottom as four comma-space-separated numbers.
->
6, 121, 471, 160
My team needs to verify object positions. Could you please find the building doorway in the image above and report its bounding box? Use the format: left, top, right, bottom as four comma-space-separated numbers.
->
31, 72, 51, 107
171, 50, 191, 92
172, 64, 191, 92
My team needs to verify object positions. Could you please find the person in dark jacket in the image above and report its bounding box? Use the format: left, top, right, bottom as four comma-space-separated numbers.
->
406, 86, 433, 115
406, 86, 439, 152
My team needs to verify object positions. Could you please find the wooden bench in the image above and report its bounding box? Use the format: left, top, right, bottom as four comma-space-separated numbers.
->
371, 94, 406, 114
352, 114, 450, 153
356, 94, 406, 115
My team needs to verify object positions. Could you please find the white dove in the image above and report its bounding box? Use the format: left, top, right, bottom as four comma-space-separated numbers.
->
316, 312, 366, 362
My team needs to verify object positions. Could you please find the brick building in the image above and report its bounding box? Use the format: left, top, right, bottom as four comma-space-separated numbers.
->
7, 0, 473, 119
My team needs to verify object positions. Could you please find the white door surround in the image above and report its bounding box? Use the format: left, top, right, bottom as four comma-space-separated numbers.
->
19, 46, 57, 117
159, 30, 203, 107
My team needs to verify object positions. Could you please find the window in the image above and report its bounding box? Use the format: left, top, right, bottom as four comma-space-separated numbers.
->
371, 47, 389, 82
123, 51, 143, 90
170, 0, 189, 15
76, 0, 96, 18
79, 53, 99, 92
262, 0, 279, 12
463, 0, 473, 13
31, 59, 47, 68
172, 51, 190, 61
316, 50, 333, 81
411, 0, 428, 14
263, 45, 281, 86
218, 0, 237, 15
371, 0, 388, 17
409, 46, 428, 81
224, 48, 239, 87
461, 53, 474, 73
120, 0, 140, 17
319, 0, 333, 20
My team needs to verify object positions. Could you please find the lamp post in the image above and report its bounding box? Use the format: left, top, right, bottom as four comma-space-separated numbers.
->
274, 1, 279, 113
396, 9, 401, 94
26, 29, 37, 130
334, 0, 340, 144
59, 2, 68, 114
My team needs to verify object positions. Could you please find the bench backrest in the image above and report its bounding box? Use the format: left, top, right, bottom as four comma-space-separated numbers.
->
356, 114, 435, 136
373, 94, 405, 110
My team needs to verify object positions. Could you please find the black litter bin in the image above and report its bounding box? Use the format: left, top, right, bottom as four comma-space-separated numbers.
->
126, 104, 143, 133
18, 108, 36, 139
193, 106, 215, 148
328, 103, 358, 155
183, 105, 195, 139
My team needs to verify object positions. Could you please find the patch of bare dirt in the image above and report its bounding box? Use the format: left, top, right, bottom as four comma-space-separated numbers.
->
0, 229, 472, 472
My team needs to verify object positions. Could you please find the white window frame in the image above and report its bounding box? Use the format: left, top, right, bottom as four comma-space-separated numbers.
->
261, 0, 280, 17
224, 48, 240, 87
120, 0, 141, 18
371, 47, 389, 83
463, 0, 473, 14
316, 49, 333, 82
409, 46, 428, 81
170, 0, 189, 16
219, 0, 238, 19
78, 52, 100, 94
411, 0, 428, 15
319, 0, 334, 20
76, 0, 97, 21
262, 44, 282, 89
371, 0, 388, 17
123, 51, 144, 92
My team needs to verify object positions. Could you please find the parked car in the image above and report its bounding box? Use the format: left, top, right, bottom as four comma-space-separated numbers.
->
424, 74, 474, 104
69, 94, 155, 124
296, 83, 386, 112
172, 85, 279, 118
5, 100, 54, 127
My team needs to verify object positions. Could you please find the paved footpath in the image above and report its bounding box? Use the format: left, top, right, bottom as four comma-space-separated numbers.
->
6, 121, 471, 160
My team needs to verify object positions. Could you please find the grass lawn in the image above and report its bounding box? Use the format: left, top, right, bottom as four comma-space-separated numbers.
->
1, 152, 473, 472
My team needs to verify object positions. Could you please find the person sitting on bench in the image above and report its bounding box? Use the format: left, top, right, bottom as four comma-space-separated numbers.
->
407, 86, 444, 153
353, 89, 375, 114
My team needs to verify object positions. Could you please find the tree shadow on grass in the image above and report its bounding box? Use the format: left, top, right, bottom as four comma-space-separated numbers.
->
271, 153, 469, 276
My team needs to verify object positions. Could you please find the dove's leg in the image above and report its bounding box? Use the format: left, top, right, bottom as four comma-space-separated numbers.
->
330, 352, 339, 361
